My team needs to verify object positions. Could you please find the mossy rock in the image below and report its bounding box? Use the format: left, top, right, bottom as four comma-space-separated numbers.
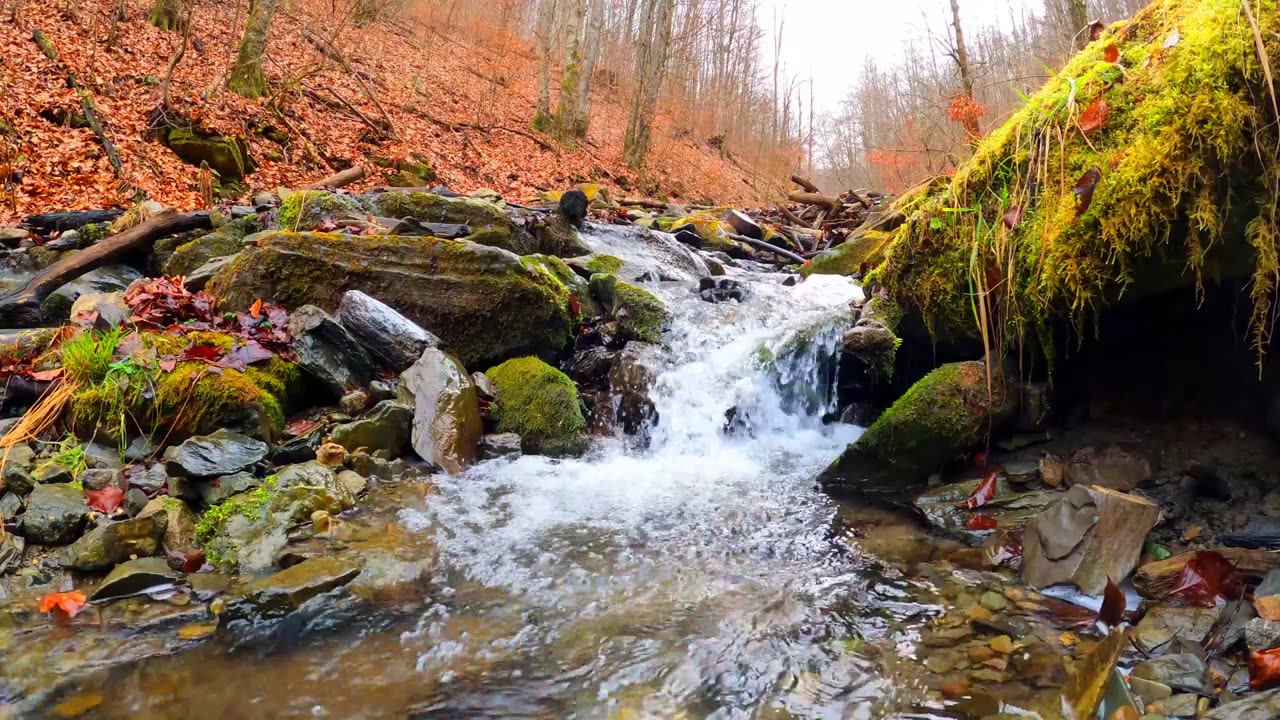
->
589, 274, 670, 343
274, 190, 371, 232
523, 254, 601, 318
0, 328, 60, 368
537, 183, 617, 209
367, 191, 536, 254
164, 214, 263, 277
816, 361, 1014, 505
658, 213, 749, 257
583, 254, 623, 275
534, 215, 591, 258
802, 230, 893, 277
207, 232, 577, 368
162, 127, 256, 180
486, 356, 588, 456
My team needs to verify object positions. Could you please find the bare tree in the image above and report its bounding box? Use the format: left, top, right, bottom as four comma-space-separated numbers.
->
552, 0, 587, 139
227, 0, 278, 98
533, 0, 558, 131
623, 0, 674, 169
150, 0, 183, 30
1065, 0, 1090, 47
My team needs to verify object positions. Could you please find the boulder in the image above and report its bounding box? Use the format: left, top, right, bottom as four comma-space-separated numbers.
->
204, 232, 579, 368
486, 356, 588, 456
222, 556, 361, 623
841, 322, 896, 359
1021, 484, 1161, 595
479, 433, 522, 460
589, 274, 671, 343
2, 444, 36, 495
184, 253, 239, 291
199, 471, 260, 505
60, 513, 167, 570
329, 400, 413, 456
31, 460, 74, 485
334, 290, 439, 372
287, 304, 376, 396
163, 215, 261, 277
533, 215, 592, 257
139, 496, 199, 551
127, 463, 169, 494
816, 361, 1014, 504
1065, 445, 1152, 492
162, 127, 256, 180
69, 291, 130, 329
270, 429, 323, 466
397, 348, 482, 473
367, 191, 536, 254
43, 264, 141, 321
165, 429, 268, 478
23, 483, 88, 545
90, 557, 183, 601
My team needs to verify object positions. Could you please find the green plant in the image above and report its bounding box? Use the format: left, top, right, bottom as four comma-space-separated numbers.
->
50, 436, 88, 479
60, 328, 124, 385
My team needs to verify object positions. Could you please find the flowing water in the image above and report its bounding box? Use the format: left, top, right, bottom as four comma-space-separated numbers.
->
13, 233, 963, 719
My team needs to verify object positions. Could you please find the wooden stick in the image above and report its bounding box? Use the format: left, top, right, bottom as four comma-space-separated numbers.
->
788, 191, 840, 210
0, 209, 211, 326
779, 206, 810, 229
790, 174, 821, 193
303, 165, 365, 189
726, 232, 807, 264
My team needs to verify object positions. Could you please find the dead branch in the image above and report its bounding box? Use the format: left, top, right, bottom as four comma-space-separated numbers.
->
303, 165, 365, 189
726, 232, 806, 264
790, 174, 820, 193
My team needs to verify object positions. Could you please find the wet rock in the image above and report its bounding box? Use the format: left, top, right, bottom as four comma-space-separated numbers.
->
1246, 618, 1280, 651
270, 429, 323, 466
80, 468, 122, 491
563, 345, 615, 391
127, 463, 169, 494
1039, 454, 1066, 488
1065, 445, 1151, 492
0, 492, 22, 519
397, 348, 481, 473
334, 290, 439, 372
139, 496, 198, 551
1133, 605, 1218, 652
1221, 516, 1280, 549
69, 291, 130, 329
184, 253, 239, 291
339, 389, 369, 416
840, 322, 895, 360
348, 451, 392, 481
45, 264, 141, 321
189, 571, 232, 600
1148, 694, 1199, 717
486, 356, 588, 457
471, 371, 497, 400
979, 591, 1008, 612
479, 433, 522, 460
1203, 689, 1280, 720
368, 379, 397, 403
817, 362, 1014, 504
336, 470, 366, 497
1021, 484, 1161, 595
23, 483, 89, 544
1003, 457, 1039, 484
165, 429, 268, 478
90, 557, 183, 601
1136, 548, 1280, 598
200, 471, 260, 505
31, 460, 74, 485
1128, 676, 1174, 704
1, 443, 36, 495
914, 476, 1057, 535
60, 514, 167, 570
223, 556, 361, 622
1132, 654, 1209, 694
287, 304, 376, 397
605, 342, 661, 435
123, 488, 148, 517
697, 276, 747, 303
0, 530, 24, 574
590, 275, 671, 343
82, 442, 124, 470
329, 400, 413, 456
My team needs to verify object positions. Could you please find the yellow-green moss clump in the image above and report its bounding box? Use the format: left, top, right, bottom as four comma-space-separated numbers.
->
612, 281, 670, 343
486, 356, 588, 456
276, 190, 370, 231
655, 212, 749, 256
164, 214, 262, 277
65, 330, 300, 444
584, 254, 623, 275
803, 230, 893, 278
368, 191, 539, 253
864, 0, 1280, 359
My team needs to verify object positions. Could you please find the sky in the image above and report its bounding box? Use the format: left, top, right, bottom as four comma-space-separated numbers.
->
756, 0, 1028, 116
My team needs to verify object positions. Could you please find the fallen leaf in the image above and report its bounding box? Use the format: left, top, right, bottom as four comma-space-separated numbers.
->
1167, 550, 1245, 606
1002, 205, 1024, 230
1059, 632, 1079, 648
1250, 647, 1280, 690
286, 418, 321, 437
1042, 597, 1097, 628
1104, 44, 1119, 63
1073, 167, 1102, 217
28, 367, 64, 382
1079, 98, 1109, 133
959, 469, 999, 510
85, 486, 123, 513
1097, 576, 1125, 628
1182, 525, 1204, 542
966, 514, 998, 531
158, 357, 177, 372
249, 298, 263, 319
38, 590, 87, 618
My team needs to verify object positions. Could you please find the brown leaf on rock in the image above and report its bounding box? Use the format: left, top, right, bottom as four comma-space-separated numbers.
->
1073, 167, 1102, 217
1079, 98, 1109, 133
1097, 577, 1125, 628
1167, 550, 1245, 606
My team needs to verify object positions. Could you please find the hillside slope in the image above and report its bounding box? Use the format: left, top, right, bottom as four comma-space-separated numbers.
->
0, 0, 765, 222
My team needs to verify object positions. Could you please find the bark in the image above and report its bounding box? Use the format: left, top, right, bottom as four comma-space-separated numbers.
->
1066, 0, 1090, 48
948, 0, 980, 137
149, 0, 182, 30
572, 0, 605, 135
0, 209, 212, 327
623, 0, 674, 169
533, 0, 558, 131
553, 0, 587, 140
227, 0, 278, 99
303, 165, 365, 189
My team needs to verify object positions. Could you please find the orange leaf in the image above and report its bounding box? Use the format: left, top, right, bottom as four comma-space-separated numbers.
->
38, 591, 87, 618
1079, 98, 1109, 134
1104, 44, 1119, 63
249, 298, 263, 320
958, 469, 999, 510
1250, 647, 1280, 690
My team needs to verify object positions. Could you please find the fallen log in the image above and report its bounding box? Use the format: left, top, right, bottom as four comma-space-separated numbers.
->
619, 197, 668, 210
779, 206, 810, 229
788, 191, 840, 210
726, 232, 806, 265
790, 174, 821, 194
24, 209, 125, 235
303, 165, 365, 190
0, 209, 211, 327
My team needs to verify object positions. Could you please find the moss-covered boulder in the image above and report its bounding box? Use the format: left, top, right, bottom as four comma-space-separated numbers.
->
486, 356, 588, 456
368, 191, 536, 254
207, 232, 578, 368
162, 127, 256, 180
524, 254, 602, 318
274, 190, 371, 231
589, 274, 671, 343
816, 361, 1014, 504
534, 215, 592, 258
802, 230, 893, 278
656, 213, 750, 257
164, 214, 263, 277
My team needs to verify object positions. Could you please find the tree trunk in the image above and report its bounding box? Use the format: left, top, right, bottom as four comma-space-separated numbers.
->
553, 0, 587, 140
572, 0, 604, 135
533, 0, 557, 131
948, 0, 980, 137
1066, 0, 1090, 48
227, 0, 278, 99
623, 0, 674, 169
149, 0, 182, 30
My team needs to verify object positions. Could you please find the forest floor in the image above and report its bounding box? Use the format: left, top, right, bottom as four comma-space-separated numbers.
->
0, 0, 769, 223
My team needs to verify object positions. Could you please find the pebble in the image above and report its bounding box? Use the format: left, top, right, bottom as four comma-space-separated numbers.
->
979, 591, 1008, 612
1002, 587, 1024, 602
968, 606, 994, 621
924, 654, 957, 673
968, 645, 996, 663
1128, 676, 1173, 704
989, 635, 1014, 654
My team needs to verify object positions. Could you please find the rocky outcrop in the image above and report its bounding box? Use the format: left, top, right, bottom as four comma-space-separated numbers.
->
163, 215, 262, 278
397, 348, 482, 473
207, 232, 578, 368
368, 191, 536, 254
165, 429, 268, 478
486, 356, 588, 456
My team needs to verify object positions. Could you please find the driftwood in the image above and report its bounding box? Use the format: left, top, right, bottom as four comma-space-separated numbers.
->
303, 165, 365, 189
779, 205, 810, 229
0, 209, 211, 326
619, 197, 668, 210
788, 191, 841, 210
726, 232, 806, 264
24, 209, 125, 235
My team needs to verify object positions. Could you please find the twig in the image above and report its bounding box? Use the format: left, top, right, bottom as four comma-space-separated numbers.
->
726, 232, 806, 264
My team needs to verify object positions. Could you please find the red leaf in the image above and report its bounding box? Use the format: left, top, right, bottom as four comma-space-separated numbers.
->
1251, 648, 1280, 691
1041, 597, 1097, 628
567, 294, 581, 317
958, 469, 999, 510
966, 514, 998, 531
973, 450, 989, 469
28, 368, 64, 382
1167, 550, 1244, 606
219, 341, 274, 371
1097, 576, 1126, 628
182, 344, 223, 362
1104, 44, 1119, 63
249, 298, 263, 319
286, 418, 321, 437
1073, 167, 1102, 217
1079, 98, 1109, 134
85, 486, 124, 513
39, 591, 87, 618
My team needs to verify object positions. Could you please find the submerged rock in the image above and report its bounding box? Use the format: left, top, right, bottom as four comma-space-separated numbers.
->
60, 514, 167, 571
479, 433, 522, 460
329, 400, 413, 456
1203, 690, 1280, 720
222, 556, 361, 623
23, 483, 88, 545
288, 304, 376, 396
604, 342, 661, 435
165, 429, 268, 478
816, 361, 1013, 504
90, 556, 183, 601
486, 356, 588, 456
397, 348, 482, 473
335, 290, 438, 372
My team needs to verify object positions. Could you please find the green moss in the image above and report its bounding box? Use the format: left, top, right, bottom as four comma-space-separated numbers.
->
523, 254, 599, 319
195, 474, 279, 567
164, 214, 262, 277
486, 356, 588, 456
61, 328, 123, 385
803, 230, 892, 277
584, 254, 623, 274
163, 127, 256, 179
612, 282, 671, 343
276, 191, 368, 232
76, 222, 111, 245
534, 214, 591, 257
0, 328, 59, 367
662, 213, 749, 256
370, 191, 520, 236
29, 245, 71, 269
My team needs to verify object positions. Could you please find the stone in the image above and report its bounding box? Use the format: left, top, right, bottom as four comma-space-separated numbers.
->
1245, 618, 1280, 651
604, 342, 661, 435
185, 253, 241, 292
590, 275, 671, 343
337, 470, 366, 497
45, 265, 141, 321
697, 276, 748, 303
817, 362, 1015, 505
1128, 676, 1173, 704
60, 514, 167, 570
162, 127, 255, 179
1203, 688, 1280, 719
287, 304, 376, 397
562, 345, 615, 392
271, 429, 322, 466
979, 591, 1009, 613
127, 463, 169, 494
1065, 445, 1152, 492
31, 460, 74, 485
90, 557, 183, 601
23, 483, 89, 545
368, 380, 397, 402
1135, 548, 1280, 598
840, 322, 896, 359
200, 471, 260, 505
486, 356, 588, 457
1148, 694, 1199, 717
348, 451, 392, 481
189, 572, 232, 600
330, 290, 440, 372
397, 348, 481, 473
163, 215, 261, 277
329, 400, 413, 456
82, 442, 124, 470
1021, 484, 1161, 595
1132, 654, 1209, 694
1, 443, 36, 495
69, 291, 130, 329
989, 635, 1014, 653
1039, 454, 1066, 488
0, 492, 21, 519
471, 371, 497, 401
123, 488, 148, 517
1003, 458, 1040, 484
914, 476, 1057, 535
339, 389, 369, 415
139, 496, 198, 551
316, 442, 346, 467
1132, 605, 1218, 652
165, 429, 268, 477
479, 433, 522, 460
79, 468, 122, 491
222, 556, 361, 623
123, 437, 154, 462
